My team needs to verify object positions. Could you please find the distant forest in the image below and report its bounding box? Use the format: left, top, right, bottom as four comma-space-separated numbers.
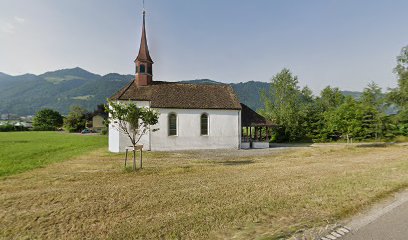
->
0, 67, 361, 116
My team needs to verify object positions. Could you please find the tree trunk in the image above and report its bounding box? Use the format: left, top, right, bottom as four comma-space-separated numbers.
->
140, 149, 143, 169
133, 148, 136, 171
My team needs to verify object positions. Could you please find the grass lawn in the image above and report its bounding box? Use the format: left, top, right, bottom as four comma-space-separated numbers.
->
0, 131, 107, 177
1, 139, 408, 239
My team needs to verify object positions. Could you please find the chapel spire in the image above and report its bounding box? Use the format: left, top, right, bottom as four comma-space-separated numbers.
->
136, 10, 153, 63
135, 9, 153, 86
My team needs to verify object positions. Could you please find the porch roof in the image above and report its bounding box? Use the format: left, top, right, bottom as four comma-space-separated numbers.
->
240, 103, 276, 127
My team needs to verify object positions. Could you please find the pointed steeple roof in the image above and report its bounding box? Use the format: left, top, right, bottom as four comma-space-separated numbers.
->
136, 11, 153, 63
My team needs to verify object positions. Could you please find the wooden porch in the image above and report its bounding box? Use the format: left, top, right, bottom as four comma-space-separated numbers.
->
240, 103, 276, 149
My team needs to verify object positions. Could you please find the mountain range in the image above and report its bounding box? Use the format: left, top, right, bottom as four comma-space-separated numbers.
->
0, 67, 273, 116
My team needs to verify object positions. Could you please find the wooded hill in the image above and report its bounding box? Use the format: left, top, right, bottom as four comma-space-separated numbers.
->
0, 68, 271, 115
0, 67, 360, 116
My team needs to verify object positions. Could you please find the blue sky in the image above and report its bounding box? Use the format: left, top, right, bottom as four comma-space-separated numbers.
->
0, 0, 407, 93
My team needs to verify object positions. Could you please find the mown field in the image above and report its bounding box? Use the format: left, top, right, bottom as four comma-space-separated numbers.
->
1, 133, 408, 239
0, 132, 107, 177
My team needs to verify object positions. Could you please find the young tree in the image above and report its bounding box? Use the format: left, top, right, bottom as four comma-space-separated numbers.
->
106, 100, 159, 169
32, 109, 63, 131
63, 106, 88, 132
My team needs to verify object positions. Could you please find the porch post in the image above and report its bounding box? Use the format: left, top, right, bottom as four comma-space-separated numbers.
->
249, 127, 252, 142
245, 127, 248, 141
266, 127, 269, 142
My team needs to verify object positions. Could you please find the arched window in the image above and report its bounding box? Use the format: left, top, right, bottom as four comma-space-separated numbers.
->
168, 113, 177, 136
201, 113, 208, 135
140, 64, 146, 73
147, 66, 152, 74
135, 65, 138, 73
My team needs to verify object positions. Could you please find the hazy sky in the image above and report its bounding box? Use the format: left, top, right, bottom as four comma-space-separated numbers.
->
0, 0, 407, 93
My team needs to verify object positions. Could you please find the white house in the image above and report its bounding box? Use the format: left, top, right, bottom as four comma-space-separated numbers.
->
109, 10, 273, 152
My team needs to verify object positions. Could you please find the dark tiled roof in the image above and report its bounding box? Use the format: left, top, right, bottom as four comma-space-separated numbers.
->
241, 103, 275, 126
111, 81, 242, 110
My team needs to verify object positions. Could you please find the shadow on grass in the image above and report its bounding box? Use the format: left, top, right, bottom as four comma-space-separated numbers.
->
219, 160, 255, 166
269, 143, 313, 148
0, 140, 30, 144
356, 143, 388, 148
123, 166, 143, 173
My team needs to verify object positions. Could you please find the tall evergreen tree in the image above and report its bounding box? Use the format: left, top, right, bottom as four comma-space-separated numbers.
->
360, 82, 385, 139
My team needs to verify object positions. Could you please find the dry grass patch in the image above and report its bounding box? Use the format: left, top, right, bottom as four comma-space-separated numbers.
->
1, 144, 408, 239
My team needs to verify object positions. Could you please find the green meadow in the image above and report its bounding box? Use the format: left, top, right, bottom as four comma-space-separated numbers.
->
0, 132, 107, 177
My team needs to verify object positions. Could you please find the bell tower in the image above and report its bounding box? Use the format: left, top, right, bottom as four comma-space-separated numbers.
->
135, 10, 153, 86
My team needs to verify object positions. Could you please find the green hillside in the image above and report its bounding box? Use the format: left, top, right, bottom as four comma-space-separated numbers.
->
0, 68, 133, 115
0, 67, 365, 116
0, 68, 271, 115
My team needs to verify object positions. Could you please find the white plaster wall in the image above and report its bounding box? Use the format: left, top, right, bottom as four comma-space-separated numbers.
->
252, 142, 269, 149
108, 101, 151, 153
108, 125, 120, 152
241, 142, 250, 149
150, 108, 241, 151
109, 101, 241, 152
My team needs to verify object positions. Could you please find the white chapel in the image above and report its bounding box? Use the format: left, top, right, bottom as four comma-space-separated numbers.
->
109, 11, 273, 152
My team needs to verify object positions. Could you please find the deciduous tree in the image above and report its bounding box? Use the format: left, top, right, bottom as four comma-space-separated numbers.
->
106, 100, 159, 150
260, 68, 310, 141
32, 109, 63, 131
63, 106, 88, 132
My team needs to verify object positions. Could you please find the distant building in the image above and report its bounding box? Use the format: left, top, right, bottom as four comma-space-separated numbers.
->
14, 121, 33, 129
91, 115, 106, 132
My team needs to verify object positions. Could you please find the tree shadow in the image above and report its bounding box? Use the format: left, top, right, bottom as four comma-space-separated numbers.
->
219, 160, 255, 166
356, 143, 388, 148
269, 143, 313, 148
0, 140, 30, 144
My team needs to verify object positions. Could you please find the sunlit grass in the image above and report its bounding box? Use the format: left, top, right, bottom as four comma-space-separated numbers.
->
0, 139, 408, 239
0, 131, 107, 177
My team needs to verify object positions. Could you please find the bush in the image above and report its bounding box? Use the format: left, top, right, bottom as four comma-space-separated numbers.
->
33, 109, 63, 131
0, 124, 15, 132
63, 106, 88, 133
0, 124, 28, 132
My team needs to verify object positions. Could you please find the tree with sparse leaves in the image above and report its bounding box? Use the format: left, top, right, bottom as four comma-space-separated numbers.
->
106, 100, 159, 149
